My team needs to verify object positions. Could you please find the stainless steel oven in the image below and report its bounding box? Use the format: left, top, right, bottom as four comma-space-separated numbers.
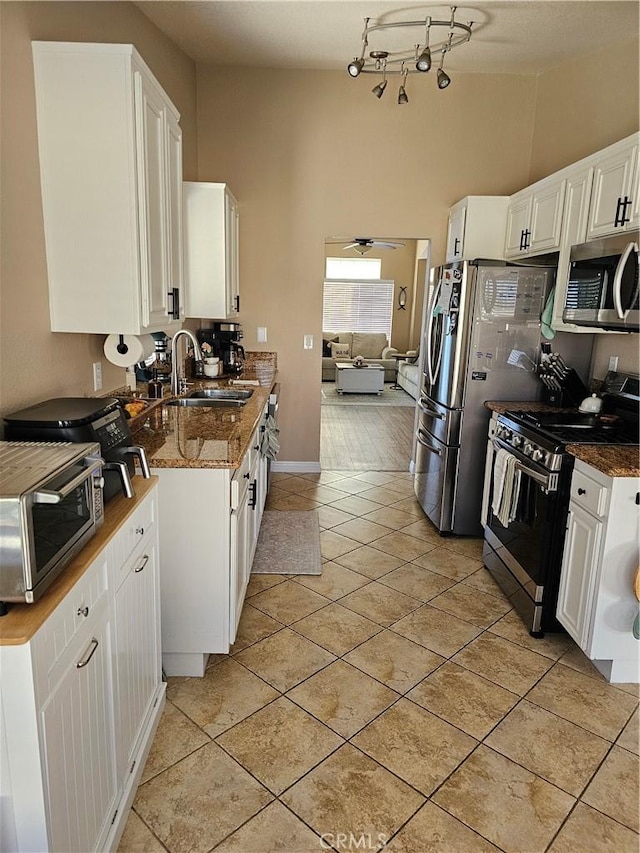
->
0, 441, 104, 608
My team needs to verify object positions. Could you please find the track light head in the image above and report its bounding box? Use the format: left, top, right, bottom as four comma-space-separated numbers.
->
372, 79, 388, 98
347, 57, 365, 77
398, 85, 408, 105
437, 67, 451, 89
416, 47, 431, 72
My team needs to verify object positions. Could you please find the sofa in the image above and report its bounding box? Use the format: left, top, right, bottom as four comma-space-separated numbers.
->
397, 357, 420, 400
322, 332, 398, 382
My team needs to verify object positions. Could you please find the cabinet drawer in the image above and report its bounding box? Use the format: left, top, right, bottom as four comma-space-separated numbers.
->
110, 491, 157, 582
570, 469, 608, 517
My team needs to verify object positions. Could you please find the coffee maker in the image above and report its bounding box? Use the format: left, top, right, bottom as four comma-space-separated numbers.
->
199, 322, 245, 376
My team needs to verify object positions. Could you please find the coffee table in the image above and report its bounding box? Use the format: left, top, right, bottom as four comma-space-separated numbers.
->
335, 363, 385, 394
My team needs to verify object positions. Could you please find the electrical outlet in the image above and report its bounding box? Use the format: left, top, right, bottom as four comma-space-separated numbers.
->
303, 334, 313, 350
257, 326, 267, 343
608, 356, 619, 372
92, 361, 103, 391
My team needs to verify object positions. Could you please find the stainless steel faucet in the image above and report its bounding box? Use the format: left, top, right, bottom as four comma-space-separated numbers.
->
170, 329, 203, 395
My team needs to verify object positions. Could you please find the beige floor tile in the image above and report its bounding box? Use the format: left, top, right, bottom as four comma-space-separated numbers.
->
338, 581, 421, 627
276, 475, 322, 494
558, 644, 610, 681
245, 573, 288, 598
452, 633, 554, 695
118, 810, 167, 852
298, 484, 354, 504
388, 497, 426, 518
353, 471, 397, 486
411, 546, 483, 580
398, 518, 443, 543
319, 529, 361, 560
443, 537, 485, 560
372, 531, 435, 562
292, 602, 382, 656
248, 579, 329, 624
383, 479, 418, 497
329, 494, 384, 517
301, 471, 350, 485
271, 472, 294, 484
391, 604, 482, 658
362, 506, 422, 529
233, 627, 336, 691
213, 801, 324, 852
167, 658, 279, 738
266, 493, 321, 511
377, 563, 455, 601
133, 742, 272, 853
486, 700, 611, 796
293, 561, 371, 600
334, 544, 405, 579
462, 566, 509, 598
140, 701, 210, 785
287, 660, 399, 737
617, 708, 639, 755
330, 517, 393, 544
582, 745, 640, 832
408, 661, 519, 740
526, 663, 638, 741
329, 477, 377, 495
433, 745, 575, 853
356, 485, 404, 505
429, 584, 511, 629
352, 698, 476, 795
315, 504, 356, 529
548, 802, 640, 853
215, 697, 343, 794
488, 610, 574, 660
281, 744, 424, 844
344, 630, 444, 694
228, 602, 283, 652
386, 801, 501, 852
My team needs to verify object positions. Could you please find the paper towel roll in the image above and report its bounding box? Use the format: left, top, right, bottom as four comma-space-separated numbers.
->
104, 334, 156, 367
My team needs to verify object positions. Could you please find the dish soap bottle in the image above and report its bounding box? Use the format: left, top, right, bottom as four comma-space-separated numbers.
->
147, 368, 163, 399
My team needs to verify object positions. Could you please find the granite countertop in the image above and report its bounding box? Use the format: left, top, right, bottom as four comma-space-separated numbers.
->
567, 445, 640, 478
125, 370, 276, 469
484, 400, 573, 415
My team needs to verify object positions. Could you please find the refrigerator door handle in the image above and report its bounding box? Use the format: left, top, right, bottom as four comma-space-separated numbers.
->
425, 278, 444, 386
416, 429, 443, 456
419, 397, 445, 420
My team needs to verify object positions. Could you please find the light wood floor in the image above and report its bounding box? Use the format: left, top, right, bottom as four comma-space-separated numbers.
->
320, 403, 415, 471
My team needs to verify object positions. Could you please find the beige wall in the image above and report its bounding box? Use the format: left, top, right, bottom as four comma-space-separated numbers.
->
0, 2, 196, 420
196, 65, 538, 461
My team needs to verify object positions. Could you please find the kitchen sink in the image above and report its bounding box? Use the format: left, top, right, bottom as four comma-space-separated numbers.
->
188, 389, 254, 400
164, 398, 245, 408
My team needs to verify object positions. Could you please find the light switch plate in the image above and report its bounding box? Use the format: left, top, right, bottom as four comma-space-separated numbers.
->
608, 356, 619, 371
303, 334, 313, 350
92, 361, 102, 391
257, 326, 267, 343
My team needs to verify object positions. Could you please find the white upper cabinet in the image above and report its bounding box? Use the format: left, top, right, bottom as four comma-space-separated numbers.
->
586, 136, 639, 238
32, 42, 184, 335
504, 175, 566, 258
445, 196, 509, 262
183, 182, 240, 319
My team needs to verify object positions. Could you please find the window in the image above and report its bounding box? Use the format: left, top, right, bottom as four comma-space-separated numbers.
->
322, 279, 394, 338
326, 257, 381, 280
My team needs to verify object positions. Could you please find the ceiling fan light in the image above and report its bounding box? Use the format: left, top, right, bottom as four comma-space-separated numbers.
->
437, 67, 451, 89
416, 47, 431, 72
347, 57, 365, 77
372, 79, 387, 98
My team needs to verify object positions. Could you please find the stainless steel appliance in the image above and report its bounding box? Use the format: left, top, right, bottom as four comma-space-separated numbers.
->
4, 398, 150, 502
0, 441, 104, 608
415, 260, 555, 535
563, 231, 639, 331
482, 371, 639, 635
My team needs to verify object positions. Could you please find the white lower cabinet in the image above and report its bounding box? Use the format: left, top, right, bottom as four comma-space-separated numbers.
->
0, 483, 164, 852
557, 460, 640, 682
156, 408, 269, 676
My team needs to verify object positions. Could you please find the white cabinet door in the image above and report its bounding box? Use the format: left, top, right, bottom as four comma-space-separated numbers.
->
183, 182, 240, 320
504, 193, 532, 257
113, 537, 161, 781
32, 42, 183, 335
587, 140, 639, 238
446, 203, 466, 262
40, 601, 118, 853
165, 111, 185, 324
505, 179, 565, 258
556, 502, 602, 647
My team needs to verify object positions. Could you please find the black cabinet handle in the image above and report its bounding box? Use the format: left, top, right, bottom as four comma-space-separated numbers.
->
168, 287, 180, 319
621, 196, 632, 225
578, 488, 586, 495
453, 237, 460, 256
248, 480, 257, 509
234, 294, 240, 312
523, 228, 531, 251
635, 492, 639, 505
519, 229, 525, 251
614, 197, 624, 227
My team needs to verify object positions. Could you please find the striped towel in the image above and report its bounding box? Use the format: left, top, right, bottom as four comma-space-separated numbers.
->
492, 449, 521, 527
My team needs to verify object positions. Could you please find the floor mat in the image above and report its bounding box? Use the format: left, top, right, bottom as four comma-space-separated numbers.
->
251, 511, 322, 575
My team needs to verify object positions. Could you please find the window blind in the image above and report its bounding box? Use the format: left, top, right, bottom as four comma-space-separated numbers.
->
322, 279, 394, 339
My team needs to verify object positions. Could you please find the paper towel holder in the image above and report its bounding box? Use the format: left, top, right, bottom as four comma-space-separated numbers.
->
117, 335, 128, 355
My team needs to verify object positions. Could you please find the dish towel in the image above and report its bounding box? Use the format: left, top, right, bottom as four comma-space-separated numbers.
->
540, 286, 556, 340
260, 415, 280, 460
492, 448, 522, 527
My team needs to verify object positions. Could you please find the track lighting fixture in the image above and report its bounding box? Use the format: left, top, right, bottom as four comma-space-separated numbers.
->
346, 6, 472, 104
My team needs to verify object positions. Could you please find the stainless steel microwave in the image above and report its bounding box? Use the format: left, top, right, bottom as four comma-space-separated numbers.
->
563, 231, 639, 332
0, 441, 104, 607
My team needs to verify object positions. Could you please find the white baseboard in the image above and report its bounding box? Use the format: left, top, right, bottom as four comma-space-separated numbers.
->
272, 461, 322, 473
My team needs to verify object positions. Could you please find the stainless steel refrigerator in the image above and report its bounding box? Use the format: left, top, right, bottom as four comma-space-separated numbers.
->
414, 259, 555, 536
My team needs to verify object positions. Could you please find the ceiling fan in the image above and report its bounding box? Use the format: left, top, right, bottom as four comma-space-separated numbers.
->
328, 237, 406, 255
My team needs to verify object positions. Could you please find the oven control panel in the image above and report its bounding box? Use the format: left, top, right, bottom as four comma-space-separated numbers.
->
494, 421, 561, 471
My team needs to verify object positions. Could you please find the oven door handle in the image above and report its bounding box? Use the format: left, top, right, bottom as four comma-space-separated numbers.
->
491, 440, 558, 493
33, 458, 104, 504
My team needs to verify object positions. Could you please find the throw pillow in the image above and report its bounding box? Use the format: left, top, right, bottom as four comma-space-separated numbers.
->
322, 336, 338, 357
329, 342, 351, 361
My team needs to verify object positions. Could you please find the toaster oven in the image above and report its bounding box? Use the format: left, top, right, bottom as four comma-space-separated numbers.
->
0, 441, 104, 609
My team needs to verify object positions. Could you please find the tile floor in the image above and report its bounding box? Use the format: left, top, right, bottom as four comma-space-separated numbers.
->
119, 470, 639, 853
